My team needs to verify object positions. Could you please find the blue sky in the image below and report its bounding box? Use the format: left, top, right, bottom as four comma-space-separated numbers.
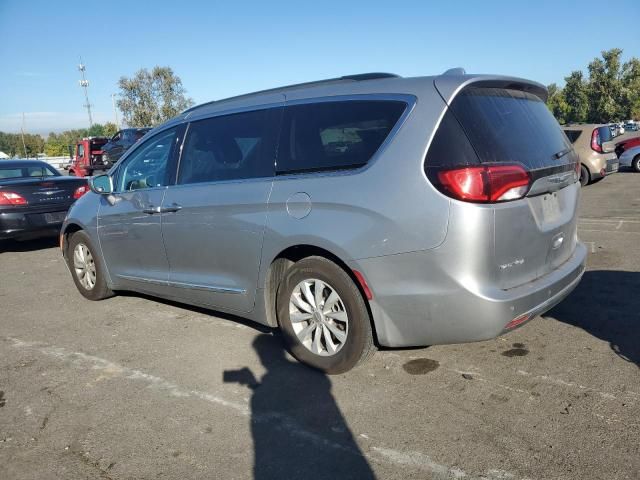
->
1, 0, 639, 134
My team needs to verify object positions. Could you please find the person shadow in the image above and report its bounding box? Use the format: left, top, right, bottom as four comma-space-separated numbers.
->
224, 334, 376, 480
546, 270, 640, 367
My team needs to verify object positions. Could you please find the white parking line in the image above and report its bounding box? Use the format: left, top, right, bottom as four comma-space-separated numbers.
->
6, 337, 518, 480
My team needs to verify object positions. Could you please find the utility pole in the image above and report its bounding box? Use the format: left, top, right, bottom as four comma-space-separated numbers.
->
21, 113, 28, 158
111, 93, 120, 129
78, 57, 93, 127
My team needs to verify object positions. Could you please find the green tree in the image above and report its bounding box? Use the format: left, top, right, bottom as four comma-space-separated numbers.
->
586, 48, 625, 122
563, 71, 588, 123
621, 57, 640, 120
116, 66, 194, 127
546, 83, 569, 124
103, 122, 118, 137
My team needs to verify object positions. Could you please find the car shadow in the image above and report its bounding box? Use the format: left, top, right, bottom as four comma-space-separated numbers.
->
115, 290, 274, 334
546, 270, 640, 368
0, 234, 59, 253
223, 334, 375, 480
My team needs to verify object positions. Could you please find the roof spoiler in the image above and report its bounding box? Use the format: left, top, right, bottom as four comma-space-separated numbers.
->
434, 74, 548, 104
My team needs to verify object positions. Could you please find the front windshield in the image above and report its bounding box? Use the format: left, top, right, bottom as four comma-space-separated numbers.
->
0, 164, 60, 180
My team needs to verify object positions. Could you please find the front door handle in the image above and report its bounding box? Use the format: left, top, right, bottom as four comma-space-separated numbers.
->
142, 206, 161, 215
160, 203, 182, 214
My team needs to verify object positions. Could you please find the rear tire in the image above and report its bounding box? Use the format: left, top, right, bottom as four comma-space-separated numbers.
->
580, 165, 590, 186
67, 231, 113, 301
276, 256, 375, 374
633, 155, 640, 173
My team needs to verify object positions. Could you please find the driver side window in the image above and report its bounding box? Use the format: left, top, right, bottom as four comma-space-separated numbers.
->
116, 127, 177, 192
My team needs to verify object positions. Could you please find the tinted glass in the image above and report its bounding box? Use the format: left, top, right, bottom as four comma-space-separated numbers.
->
449, 88, 574, 170
178, 108, 280, 184
117, 127, 177, 191
134, 130, 148, 141
424, 110, 480, 168
0, 164, 59, 179
563, 130, 582, 144
276, 100, 406, 174
598, 126, 612, 143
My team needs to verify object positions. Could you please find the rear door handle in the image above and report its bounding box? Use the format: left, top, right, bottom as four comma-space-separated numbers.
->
160, 203, 182, 214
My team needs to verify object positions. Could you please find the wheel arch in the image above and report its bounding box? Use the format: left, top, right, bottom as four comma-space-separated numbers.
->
61, 222, 83, 257
263, 243, 379, 345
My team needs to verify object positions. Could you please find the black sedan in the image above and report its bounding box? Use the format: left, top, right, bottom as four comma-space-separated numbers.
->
0, 160, 89, 240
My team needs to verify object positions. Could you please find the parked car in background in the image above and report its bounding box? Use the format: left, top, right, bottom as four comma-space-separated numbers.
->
624, 120, 638, 131
102, 128, 151, 165
615, 136, 640, 158
68, 137, 110, 177
0, 160, 88, 240
61, 71, 586, 373
618, 144, 640, 172
563, 124, 619, 186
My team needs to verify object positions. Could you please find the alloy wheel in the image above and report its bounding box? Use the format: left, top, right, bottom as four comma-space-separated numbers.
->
289, 279, 349, 356
73, 243, 97, 290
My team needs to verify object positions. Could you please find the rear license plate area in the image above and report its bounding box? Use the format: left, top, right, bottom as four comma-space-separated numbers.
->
541, 193, 560, 222
44, 212, 66, 224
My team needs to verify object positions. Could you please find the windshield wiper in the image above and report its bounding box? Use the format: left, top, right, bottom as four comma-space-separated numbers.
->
553, 148, 572, 160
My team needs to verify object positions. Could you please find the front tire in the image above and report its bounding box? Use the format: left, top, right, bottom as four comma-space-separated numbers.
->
632, 155, 640, 173
276, 256, 375, 374
67, 231, 113, 301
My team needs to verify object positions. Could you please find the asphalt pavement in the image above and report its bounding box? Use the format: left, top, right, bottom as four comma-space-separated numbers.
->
1, 170, 639, 479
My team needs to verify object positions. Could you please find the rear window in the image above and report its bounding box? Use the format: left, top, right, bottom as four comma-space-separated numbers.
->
276, 100, 406, 174
134, 130, 148, 141
0, 164, 59, 179
431, 87, 574, 171
563, 130, 582, 144
597, 126, 612, 143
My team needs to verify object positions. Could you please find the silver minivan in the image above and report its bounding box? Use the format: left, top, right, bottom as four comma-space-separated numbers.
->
61, 71, 587, 373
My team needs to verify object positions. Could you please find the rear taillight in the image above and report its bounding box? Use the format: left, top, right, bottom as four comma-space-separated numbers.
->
73, 185, 89, 199
0, 191, 28, 206
591, 128, 602, 152
436, 164, 531, 203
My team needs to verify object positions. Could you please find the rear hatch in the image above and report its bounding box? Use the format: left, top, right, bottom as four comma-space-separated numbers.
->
430, 80, 580, 289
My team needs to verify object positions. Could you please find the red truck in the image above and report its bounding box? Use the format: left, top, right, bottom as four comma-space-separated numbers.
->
68, 137, 111, 177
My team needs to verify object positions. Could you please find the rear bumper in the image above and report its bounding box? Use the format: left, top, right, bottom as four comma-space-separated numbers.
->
353, 242, 587, 348
605, 158, 619, 174
587, 152, 617, 179
0, 206, 70, 239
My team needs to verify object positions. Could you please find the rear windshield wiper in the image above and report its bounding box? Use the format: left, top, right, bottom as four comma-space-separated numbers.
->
552, 148, 572, 160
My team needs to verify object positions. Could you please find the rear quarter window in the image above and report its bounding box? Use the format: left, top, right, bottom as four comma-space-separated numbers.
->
276, 100, 406, 174
563, 130, 582, 144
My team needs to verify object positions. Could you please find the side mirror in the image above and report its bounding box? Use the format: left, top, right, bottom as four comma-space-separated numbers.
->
89, 174, 113, 194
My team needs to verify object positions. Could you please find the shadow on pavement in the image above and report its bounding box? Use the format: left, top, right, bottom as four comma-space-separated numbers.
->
547, 270, 640, 368
224, 334, 375, 480
0, 234, 59, 253
116, 290, 274, 334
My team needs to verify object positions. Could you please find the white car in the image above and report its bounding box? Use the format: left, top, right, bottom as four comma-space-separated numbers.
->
619, 145, 640, 172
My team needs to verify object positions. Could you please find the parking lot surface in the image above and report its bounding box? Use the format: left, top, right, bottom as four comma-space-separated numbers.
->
1, 172, 639, 480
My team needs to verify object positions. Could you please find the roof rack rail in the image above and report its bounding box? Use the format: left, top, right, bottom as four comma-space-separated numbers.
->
182, 72, 401, 115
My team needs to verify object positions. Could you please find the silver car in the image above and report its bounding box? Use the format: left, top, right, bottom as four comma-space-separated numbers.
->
618, 145, 640, 171
61, 71, 587, 373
